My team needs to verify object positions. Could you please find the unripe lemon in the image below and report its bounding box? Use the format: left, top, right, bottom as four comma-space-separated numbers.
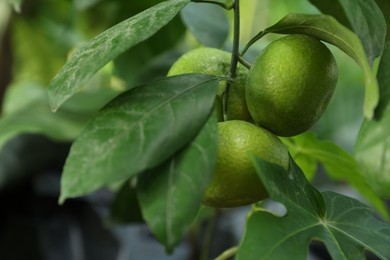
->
246, 34, 338, 137
168, 47, 252, 122
203, 120, 289, 208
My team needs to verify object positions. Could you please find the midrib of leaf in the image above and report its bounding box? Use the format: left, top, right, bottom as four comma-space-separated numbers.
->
320, 222, 348, 259
330, 207, 369, 222
326, 223, 384, 258
139, 77, 217, 119
100, 77, 217, 147
286, 197, 321, 220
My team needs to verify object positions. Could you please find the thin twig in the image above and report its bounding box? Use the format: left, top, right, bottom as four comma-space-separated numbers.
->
238, 56, 251, 69
223, 0, 240, 120
215, 246, 239, 260
200, 209, 219, 260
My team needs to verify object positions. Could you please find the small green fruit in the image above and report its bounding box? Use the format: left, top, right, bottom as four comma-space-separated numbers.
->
246, 34, 338, 137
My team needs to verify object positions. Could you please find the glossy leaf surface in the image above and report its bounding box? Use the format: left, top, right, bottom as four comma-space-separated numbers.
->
237, 158, 390, 259
48, 0, 190, 111
60, 74, 219, 203
137, 113, 218, 252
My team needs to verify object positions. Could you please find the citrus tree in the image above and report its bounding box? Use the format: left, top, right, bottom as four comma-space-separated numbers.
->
2, 0, 390, 259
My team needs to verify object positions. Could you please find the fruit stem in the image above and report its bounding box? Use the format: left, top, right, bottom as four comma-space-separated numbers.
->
229, 0, 240, 79
238, 55, 251, 69
223, 0, 240, 120
192, 0, 234, 10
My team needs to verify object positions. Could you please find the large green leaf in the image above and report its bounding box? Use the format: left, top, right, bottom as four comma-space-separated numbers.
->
48, 0, 190, 111
236, 158, 390, 259
283, 132, 389, 219
137, 112, 217, 252
355, 41, 390, 198
180, 2, 229, 48
309, 0, 386, 65
245, 13, 379, 119
59, 74, 219, 203
108, 181, 143, 224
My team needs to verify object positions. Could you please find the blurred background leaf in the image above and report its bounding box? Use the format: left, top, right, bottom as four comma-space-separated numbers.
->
283, 132, 389, 219
355, 41, 390, 199
180, 2, 229, 48
309, 0, 386, 65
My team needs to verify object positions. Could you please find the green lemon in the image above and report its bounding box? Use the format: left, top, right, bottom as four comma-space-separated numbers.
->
168, 47, 252, 122
246, 34, 338, 137
203, 120, 290, 208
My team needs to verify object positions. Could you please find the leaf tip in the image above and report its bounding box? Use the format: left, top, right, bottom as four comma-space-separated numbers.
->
47, 87, 65, 112
58, 195, 67, 205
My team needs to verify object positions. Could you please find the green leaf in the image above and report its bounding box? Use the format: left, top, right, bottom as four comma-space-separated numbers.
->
283, 132, 389, 219
137, 112, 217, 252
249, 13, 379, 119
236, 158, 390, 260
375, 0, 390, 42
48, 0, 190, 111
111, 1, 186, 87
108, 181, 143, 224
355, 41, 390, 198
309, 0, 386, 65
113, 20, 185, 87
309, 0, 352, 29
180, 2, 229, 48
59, 74, 219, 203
374, 40, 390, 117
281, 135, 318, 181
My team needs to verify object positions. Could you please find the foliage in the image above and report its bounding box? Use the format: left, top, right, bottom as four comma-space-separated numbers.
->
1, 0, 390, 258
237, 158, 390, 259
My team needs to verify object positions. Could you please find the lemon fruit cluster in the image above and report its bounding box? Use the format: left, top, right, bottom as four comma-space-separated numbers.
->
168, 35, 337, 208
